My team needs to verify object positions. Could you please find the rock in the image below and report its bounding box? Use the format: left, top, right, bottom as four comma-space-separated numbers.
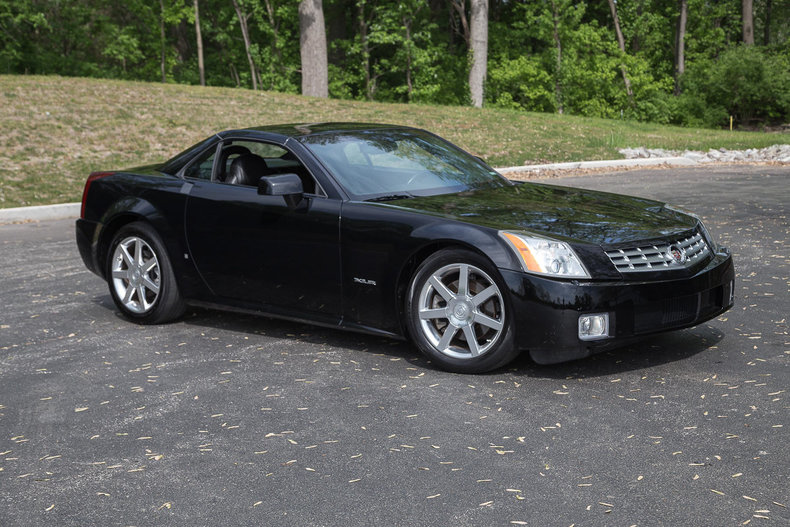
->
683, 151, 707, 162
618, 144, 790, 163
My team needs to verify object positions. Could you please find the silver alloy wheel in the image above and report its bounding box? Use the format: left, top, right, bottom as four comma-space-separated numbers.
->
111, 236, 161, 314
417, 263, 505, 359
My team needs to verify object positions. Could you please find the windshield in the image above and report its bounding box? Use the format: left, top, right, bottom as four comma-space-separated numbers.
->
300, 129, 510, 199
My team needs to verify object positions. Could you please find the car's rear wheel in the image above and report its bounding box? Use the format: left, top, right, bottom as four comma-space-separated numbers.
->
406, 249, 518, 373
107, 222, 184, 324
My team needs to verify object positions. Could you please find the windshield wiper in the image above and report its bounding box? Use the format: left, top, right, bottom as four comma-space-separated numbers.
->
365, 193, 415, 202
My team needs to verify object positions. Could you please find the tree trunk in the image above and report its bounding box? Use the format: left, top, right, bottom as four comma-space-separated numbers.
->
764, 0, 771, 44
606, 0, 635, 105
404, 16, 413, 102
551, 0, 563, 114
160, 0, 166, 83
232, 0, 258, 90
674, 0, 687, 95
742, 0, 754, 44
230, 63, 240, 87
468, 0, 487, 108
263, 0, 286, 78
299, 0, 329, 97
357, 0, 373, 100
449, 0, 470, 47
194, 0, 205, 86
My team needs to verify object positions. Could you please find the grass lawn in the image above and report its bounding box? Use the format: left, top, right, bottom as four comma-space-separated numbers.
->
1, 75, 787, 208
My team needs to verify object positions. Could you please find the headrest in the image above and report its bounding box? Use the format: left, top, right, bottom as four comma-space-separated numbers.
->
227, 154, 268, 186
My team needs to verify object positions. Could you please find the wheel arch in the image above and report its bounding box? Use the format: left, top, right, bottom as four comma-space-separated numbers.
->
399, 242, 520, 373
97, 198, 183, 281
394, 237, 510, 339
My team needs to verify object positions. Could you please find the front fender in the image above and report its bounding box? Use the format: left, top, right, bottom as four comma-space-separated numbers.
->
408, 220, 520, 271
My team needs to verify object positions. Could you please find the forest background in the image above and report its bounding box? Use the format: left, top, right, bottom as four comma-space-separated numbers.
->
1, 0, 789, 129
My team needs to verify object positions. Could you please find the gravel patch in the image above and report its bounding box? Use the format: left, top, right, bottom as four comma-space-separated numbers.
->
620, 144, 790, 163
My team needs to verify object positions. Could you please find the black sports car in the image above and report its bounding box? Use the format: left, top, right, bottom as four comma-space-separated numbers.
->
76, 123, 734, 373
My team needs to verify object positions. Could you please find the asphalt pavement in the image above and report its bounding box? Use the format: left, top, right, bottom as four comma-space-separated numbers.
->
0, 165, 788, 526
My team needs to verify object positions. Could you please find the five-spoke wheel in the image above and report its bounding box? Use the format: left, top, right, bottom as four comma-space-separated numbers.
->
407, 249, 518, 373
107, 222, 184, 324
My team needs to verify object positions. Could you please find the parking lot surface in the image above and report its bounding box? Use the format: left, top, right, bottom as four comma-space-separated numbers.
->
1, 165, 788, 526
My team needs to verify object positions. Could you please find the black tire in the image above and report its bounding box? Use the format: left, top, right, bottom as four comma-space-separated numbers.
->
106, 221, 185, 324
406, 249, 519, 373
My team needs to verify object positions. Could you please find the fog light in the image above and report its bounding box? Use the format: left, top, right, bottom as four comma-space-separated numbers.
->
579, 313, 609, 341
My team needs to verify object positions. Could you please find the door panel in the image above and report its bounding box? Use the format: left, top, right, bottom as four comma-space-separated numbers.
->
185, 181, 342, 320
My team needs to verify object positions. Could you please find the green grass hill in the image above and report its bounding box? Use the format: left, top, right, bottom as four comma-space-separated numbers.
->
1, 75, 787, 208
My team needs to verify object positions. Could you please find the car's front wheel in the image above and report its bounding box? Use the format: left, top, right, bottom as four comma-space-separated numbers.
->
406, 249, 518, 373
107, 221, 185, 324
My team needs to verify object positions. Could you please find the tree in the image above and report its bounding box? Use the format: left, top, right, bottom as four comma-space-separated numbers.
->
606, 0, 635, 104
299, 0, 328, 97
356, 0, 375, 100
160, 0, 167, 82
194, 0, 205, 86
675, 0, 688, 95
232, 0, 258, 90
261, 0, 286, 85
763, 0, 771, 44
742, 0, 754, 44
448, 0, 470, 46
468, 0, 487, 107
550, 0, 563, 113
401, 4, 417, 101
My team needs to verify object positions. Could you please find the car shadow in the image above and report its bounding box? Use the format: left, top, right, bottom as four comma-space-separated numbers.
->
506, 324, 725, 379
179, 305, 426, 359
94, 295, 725, 379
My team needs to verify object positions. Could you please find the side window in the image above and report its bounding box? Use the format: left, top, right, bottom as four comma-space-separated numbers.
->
183, 145, 217, 180
217, 140, 325, 197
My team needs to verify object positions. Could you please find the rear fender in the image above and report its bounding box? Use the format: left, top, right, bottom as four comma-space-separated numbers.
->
97, 197, 187, 285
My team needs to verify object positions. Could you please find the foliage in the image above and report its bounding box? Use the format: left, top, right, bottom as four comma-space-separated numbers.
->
676, 45, 790, 127
0, 0, 789, 128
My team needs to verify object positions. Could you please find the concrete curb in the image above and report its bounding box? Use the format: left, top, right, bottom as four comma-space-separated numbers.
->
0, 156, 700, 223
0, 203, 81, 223
497, 156, 699, 173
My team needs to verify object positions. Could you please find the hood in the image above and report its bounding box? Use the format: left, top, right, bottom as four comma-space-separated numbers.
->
379, 182, 698, 246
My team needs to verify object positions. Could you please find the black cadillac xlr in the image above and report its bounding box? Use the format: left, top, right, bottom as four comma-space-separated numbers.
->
76, 123, 735, 373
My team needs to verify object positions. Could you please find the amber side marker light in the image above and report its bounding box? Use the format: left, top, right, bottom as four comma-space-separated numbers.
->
500, 232, 541, 272
80, 172, 115, 219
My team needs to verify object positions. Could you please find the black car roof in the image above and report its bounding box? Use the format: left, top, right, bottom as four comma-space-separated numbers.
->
161, 123, 419, 175
218, 122, 413, 140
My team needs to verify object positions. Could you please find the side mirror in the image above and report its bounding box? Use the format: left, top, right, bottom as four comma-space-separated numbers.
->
258, 173, 304, 207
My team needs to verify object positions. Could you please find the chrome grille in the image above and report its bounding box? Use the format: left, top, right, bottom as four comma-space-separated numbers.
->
605, 231, 710, 273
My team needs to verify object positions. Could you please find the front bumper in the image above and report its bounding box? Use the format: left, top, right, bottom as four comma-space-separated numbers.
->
502, 249, 735, 364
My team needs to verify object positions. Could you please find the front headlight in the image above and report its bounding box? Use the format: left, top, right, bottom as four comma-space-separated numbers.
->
500, 231, 590, 278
